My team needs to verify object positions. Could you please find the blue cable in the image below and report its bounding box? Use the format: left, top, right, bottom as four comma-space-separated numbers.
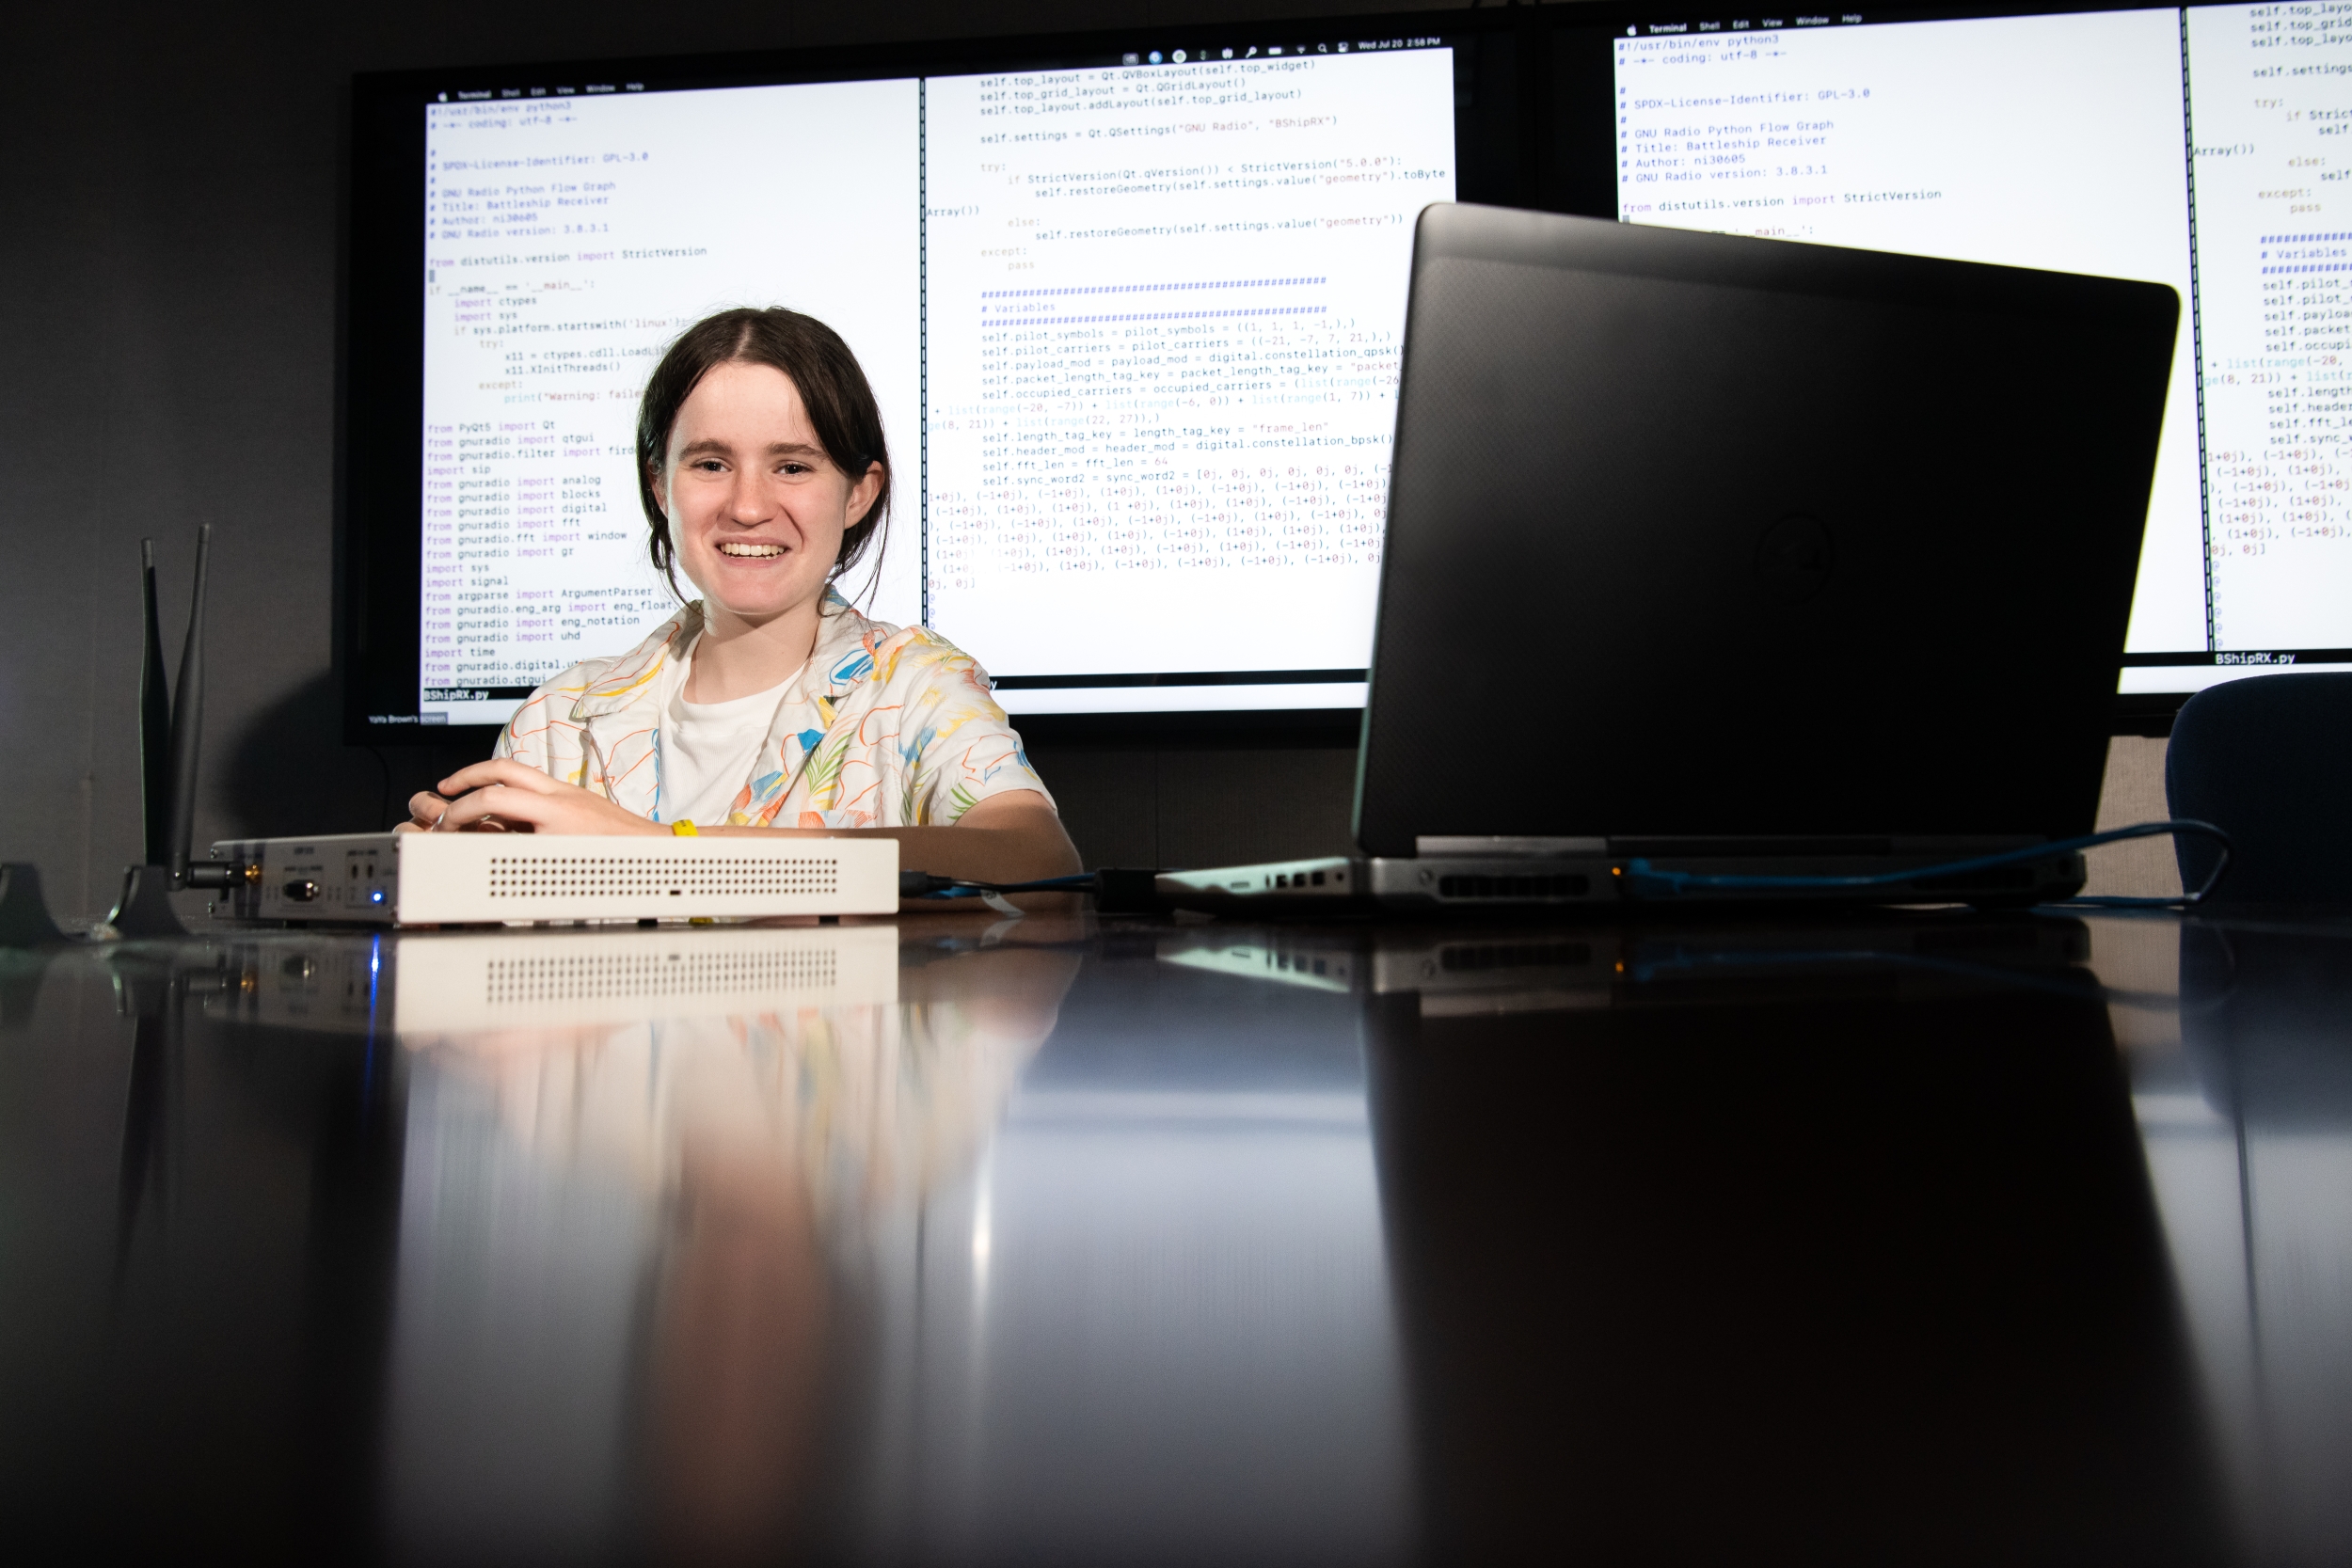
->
903, 824, 2234, 910
1619, 818, 2233, 908
903, 871, 1098, 900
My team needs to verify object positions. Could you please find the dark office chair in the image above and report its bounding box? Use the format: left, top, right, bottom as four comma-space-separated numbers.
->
2167, 672, 2352, 908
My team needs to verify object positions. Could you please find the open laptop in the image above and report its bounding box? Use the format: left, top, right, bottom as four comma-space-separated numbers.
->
1157, 204, 2179, 913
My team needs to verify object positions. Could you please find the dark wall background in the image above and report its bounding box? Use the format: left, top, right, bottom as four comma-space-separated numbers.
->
1, 0, 1518, 922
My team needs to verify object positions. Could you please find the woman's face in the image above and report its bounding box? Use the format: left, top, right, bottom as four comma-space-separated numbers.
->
652, 360, 882, 625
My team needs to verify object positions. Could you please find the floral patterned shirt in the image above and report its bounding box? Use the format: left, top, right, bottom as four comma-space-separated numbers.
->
494, 592, 1052, 829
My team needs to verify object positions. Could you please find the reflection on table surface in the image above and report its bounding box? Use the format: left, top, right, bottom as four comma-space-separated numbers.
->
2, 908, 2349, 1563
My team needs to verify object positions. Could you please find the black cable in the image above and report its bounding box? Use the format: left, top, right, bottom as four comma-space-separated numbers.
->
899, 871, 1098, 900
904, 821, 2234, 911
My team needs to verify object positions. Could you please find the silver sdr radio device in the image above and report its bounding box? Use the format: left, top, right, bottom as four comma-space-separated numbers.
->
204, 832, 900, 926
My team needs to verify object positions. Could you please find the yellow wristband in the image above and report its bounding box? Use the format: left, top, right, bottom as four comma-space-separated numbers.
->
671, 820, 698, 836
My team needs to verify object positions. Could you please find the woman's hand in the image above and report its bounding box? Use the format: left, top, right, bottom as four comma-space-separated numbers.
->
401, 759, 669, 836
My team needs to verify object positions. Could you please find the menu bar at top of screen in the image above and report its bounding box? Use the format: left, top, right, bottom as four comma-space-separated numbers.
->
417, 35, 1448, 105
416, 45, 1454, 726
1620, 14, 1869, 32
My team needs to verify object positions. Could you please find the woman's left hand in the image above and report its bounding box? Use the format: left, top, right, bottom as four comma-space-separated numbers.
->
410, 759, 670, 836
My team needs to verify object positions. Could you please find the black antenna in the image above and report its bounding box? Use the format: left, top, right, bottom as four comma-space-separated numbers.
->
139, 541, 172, 866
0, 863, 64, 947
109, 527, 237, 938
10, 535, 196, 944
164, 525, 211, 884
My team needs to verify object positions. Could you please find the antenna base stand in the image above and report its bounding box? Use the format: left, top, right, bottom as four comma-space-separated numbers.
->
105, 865, 189, 941
0, 863, 66, 947
181, 861, 250, 891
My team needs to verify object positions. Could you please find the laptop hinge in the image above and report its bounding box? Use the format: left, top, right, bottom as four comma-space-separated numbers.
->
1415, 836, 1608, 859
1606, 835, 1899, 858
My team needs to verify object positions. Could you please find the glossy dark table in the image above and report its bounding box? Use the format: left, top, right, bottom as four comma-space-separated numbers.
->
3, 906, 2348, 1565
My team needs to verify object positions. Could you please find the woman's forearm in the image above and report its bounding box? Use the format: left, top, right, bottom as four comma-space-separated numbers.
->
698, 797, 1082, 887
410, 770, 1085, 896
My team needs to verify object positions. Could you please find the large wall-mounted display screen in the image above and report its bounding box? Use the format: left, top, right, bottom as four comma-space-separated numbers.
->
350, 24, 1470, 740
1612, 3, 2352, 706
345, 6, 2352, 743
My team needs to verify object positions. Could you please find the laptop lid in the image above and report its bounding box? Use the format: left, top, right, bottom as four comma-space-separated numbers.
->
1355, 206, 2177, 859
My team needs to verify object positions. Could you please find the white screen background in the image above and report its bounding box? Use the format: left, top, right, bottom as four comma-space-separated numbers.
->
1615, 10, 2206, 657
421, 80, 920, 726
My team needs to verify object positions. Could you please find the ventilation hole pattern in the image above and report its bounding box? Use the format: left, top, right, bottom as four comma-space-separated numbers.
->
485, 854, 840, 900
483, 948, 840, 1005
1436, 873, 1592, 900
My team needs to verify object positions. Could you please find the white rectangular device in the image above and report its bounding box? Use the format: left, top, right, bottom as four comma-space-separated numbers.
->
206, 832, 901, 925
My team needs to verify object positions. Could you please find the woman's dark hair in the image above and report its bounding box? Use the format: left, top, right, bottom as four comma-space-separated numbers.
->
635, 307, 891, 602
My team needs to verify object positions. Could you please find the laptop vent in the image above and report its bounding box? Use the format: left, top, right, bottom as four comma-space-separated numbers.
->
1436, 873, 1591, 901
482, 948, 838, 1005
485, 853, 840, 900
1438, 941, 1593, 972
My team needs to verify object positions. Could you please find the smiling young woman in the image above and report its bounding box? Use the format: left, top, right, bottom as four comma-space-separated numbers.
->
403, 308, 1081, 894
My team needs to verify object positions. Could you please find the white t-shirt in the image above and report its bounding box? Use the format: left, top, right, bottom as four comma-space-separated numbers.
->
653, 641, 801, 827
